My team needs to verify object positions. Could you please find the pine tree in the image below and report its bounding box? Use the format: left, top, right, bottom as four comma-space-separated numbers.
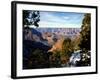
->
23, 10, 40, 27
79, 13, 91, 51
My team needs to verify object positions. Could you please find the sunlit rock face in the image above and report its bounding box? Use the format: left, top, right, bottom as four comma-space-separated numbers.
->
48, 32, 81, 53
48, 36, 64, 52
24, 27, 81, 52
42, 32, 55, 46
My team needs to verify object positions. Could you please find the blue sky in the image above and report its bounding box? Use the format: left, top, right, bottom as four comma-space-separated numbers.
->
38, 11, 84, 28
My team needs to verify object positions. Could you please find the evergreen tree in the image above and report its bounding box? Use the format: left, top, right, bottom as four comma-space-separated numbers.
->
60, 38, 74, 65
79, 13, 91, 51
23, 10, 40, 27
77, 13, 91, 66
62, 38, 74, 57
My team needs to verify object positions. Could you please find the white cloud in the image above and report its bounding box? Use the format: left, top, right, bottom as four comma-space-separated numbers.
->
38, 21, 81, 28
40, 12, 67, 23
39, 12, 82, 28
63, 16, 70, 20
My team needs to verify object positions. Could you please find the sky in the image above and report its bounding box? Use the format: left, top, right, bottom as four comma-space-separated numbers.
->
37, 11, 85, 28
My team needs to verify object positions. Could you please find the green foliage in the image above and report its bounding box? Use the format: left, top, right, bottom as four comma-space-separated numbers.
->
28, 49, 49, 68
77, 13, 91, 66
49, 51, 61, 68
79, 13, 91, 51
23, 10, 40, 27
62, 38, 74, 57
